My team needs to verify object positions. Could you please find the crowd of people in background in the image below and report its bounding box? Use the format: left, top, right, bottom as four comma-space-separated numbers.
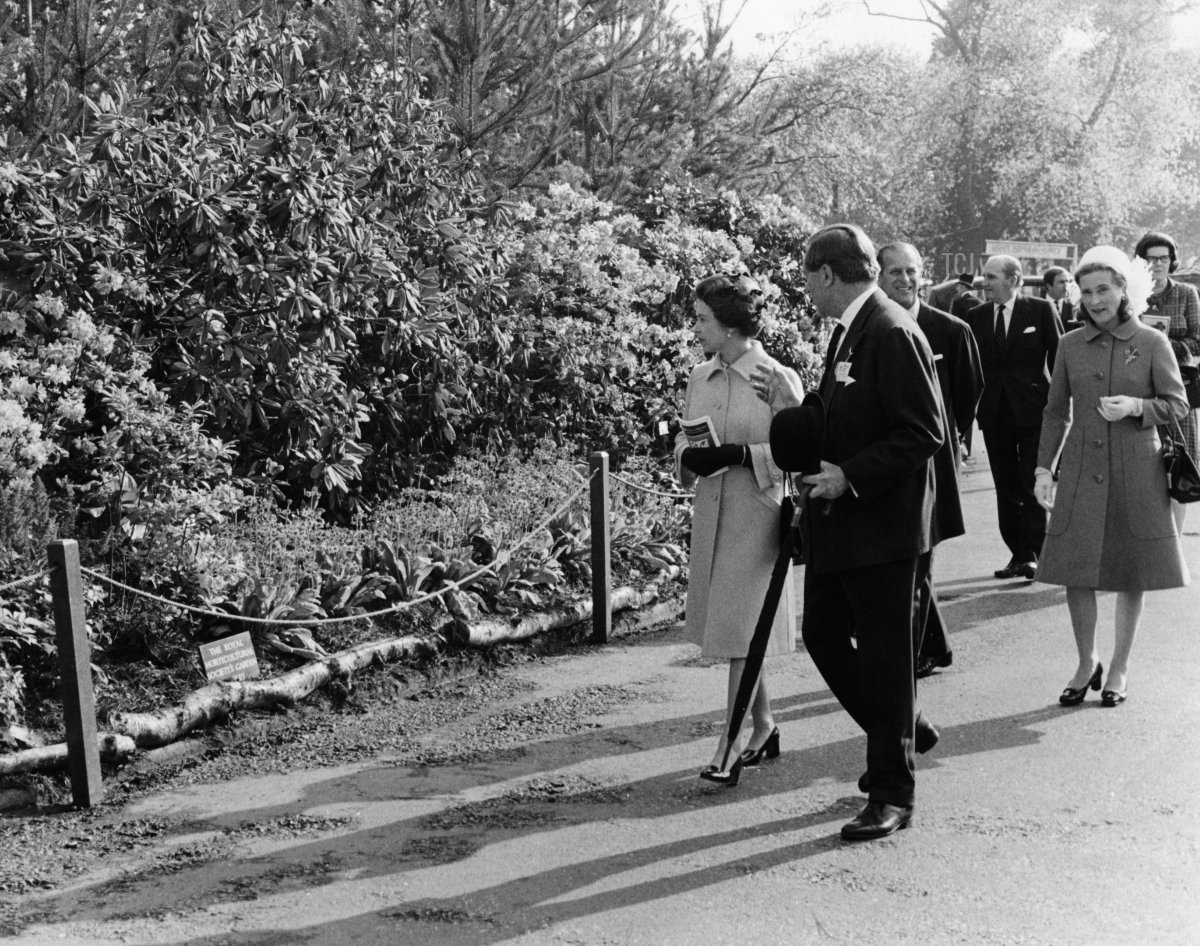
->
674, 225, 1197, 842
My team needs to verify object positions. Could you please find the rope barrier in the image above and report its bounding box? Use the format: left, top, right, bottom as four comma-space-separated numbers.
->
610, 471, 694, 501
0, 569, 53, 596
77, 471, 595, 628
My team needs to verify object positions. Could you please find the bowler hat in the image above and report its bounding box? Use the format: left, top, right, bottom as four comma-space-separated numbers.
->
769, 392, 825, 474
955, 272, 974, 286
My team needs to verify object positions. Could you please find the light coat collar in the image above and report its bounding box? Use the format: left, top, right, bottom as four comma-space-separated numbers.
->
1081, 317, 1140, 342
698, 339, 771, 382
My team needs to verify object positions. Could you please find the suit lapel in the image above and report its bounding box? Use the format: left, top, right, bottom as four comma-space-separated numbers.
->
820, 292, 878, 407
1008, 297, 1027, 341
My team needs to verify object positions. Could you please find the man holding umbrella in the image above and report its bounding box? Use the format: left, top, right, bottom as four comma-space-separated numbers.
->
754, 224, 944, 840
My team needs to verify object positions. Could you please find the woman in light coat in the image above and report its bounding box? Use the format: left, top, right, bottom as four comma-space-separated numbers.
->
675, 271, 803, 784
1035, 246, 1190, 708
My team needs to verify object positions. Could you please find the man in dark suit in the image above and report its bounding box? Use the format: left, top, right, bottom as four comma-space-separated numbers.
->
928, 272, 975, 314
877, 242, 984, 678
1043, 266, 1080, 330
763, 225, 944, 841
966, 254, 1062, 579
950, 283, 983, 320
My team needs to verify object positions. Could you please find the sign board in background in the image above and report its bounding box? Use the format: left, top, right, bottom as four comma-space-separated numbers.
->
198, 631, 260, 682
985, 240, 1077, 263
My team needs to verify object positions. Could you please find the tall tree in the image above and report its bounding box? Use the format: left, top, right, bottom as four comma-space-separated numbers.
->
865, 0, 1200, 259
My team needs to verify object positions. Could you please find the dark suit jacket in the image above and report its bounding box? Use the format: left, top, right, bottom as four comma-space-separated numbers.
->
916, 303, 984, 544
950, 292, 981, 319
804, 290, 945, 574
966, 295, 1062, 429
917, 304, 984, 444
1057, 299, 1083, 331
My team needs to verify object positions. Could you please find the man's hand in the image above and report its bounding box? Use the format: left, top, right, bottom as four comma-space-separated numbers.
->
801, 460, 849, 500
681, 445, 744, 478
1097, 395, 1142, 422
750, 363, 801, 408
1034, 470, 1056, 510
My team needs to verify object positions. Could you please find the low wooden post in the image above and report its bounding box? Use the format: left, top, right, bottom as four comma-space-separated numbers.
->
589, 451, 612, 644
47, 540, 103, 807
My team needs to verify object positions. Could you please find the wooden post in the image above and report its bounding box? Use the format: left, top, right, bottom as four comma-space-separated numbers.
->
589, 451, 612, 644
47, 540, 103, 807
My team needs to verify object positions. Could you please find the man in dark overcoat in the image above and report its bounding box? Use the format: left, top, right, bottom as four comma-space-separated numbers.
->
965, 254, 1062, 579
877, 242, 984, 677
766, 225, 944, 841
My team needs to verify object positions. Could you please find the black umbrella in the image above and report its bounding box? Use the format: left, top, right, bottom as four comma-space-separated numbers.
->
718, 482, 809, 773
715, 391, 825, 776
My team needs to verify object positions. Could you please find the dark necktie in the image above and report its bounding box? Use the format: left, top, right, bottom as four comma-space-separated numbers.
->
823, 323, 846, 377
820, 322, 846, 398
994, 304, 1007, 354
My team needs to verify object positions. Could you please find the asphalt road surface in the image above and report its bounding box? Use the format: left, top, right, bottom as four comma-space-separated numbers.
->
7, 446, 1200, 945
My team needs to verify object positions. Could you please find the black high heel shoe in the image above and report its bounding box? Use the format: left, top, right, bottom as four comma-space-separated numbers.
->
739, 727, 780, 767
699, 755, 745, 787
1059, 662, 1102, 706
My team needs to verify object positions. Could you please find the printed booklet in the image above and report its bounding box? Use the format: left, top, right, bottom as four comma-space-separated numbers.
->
1142, 312, 1170, 333
680, 415, 729, 477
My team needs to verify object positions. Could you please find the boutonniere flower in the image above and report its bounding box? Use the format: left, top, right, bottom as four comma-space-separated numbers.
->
1124, 346, 1140, 365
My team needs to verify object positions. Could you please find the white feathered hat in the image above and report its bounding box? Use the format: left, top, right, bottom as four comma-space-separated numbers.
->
1074, 245, 1153, 316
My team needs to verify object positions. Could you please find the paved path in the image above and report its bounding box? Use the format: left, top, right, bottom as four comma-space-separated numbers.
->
10, 450, 1200, 945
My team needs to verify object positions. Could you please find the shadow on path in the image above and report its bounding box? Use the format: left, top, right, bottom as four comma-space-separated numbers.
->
19, 699, 1070, 941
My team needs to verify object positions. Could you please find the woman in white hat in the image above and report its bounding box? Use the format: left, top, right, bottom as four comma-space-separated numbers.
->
1034, 246, 1190, 708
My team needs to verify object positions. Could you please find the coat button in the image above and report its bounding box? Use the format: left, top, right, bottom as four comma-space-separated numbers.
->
1094, 371, 1105, 379
1093, 438, 1103, 447
1094, 473, 1104, 483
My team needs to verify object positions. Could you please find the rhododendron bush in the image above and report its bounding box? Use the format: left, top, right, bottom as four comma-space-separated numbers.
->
0, 8, 823, 737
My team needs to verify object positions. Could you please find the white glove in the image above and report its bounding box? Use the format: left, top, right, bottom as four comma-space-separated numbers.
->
1034, 471, 1056, 510
1097, 395, 1142, 421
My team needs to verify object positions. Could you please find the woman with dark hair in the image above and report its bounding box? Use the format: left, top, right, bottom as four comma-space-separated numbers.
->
1034, 247, 1189, 708
675, 270, 803, 785
1135, 231, 1200, 530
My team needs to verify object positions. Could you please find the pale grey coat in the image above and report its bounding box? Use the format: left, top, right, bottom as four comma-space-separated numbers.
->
1036, 317, 1190, 591
674, 342, 803, 658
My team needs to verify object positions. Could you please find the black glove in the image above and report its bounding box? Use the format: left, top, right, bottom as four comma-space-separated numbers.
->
681, 444, 747, 478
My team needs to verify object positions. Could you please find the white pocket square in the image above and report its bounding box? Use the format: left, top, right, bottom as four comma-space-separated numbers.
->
933, 353, 944, 361
1023, 325, 1035, 334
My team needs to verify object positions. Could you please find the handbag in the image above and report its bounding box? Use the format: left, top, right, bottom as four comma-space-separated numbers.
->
1179, 364, 1200, 410
778, 478, 805, 565
1163, 420, 1200, 503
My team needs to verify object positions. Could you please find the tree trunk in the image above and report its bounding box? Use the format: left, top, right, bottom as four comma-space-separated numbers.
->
2, 582, 679, 764
448, 583, 668, 646
111, 635, 434, 749
0, 733, 135, 776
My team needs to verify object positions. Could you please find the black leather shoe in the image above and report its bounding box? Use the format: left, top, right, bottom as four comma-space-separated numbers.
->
1059, 663, 1102, 706
995, 559, 1037, 579
916, 651, 953, 678
994, 559, 1021, 579
739, 727, 780, 767
1100, 688, 1127, 707
841, 801, 913, 841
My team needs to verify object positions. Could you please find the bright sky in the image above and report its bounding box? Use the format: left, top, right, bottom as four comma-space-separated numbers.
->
674, 0, 1200, 55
